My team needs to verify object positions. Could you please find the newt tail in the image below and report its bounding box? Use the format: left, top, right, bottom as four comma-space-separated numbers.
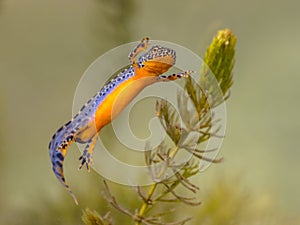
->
49, 121, 79, 205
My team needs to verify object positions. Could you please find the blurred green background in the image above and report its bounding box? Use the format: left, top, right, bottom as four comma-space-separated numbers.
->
1, 0, 299, 224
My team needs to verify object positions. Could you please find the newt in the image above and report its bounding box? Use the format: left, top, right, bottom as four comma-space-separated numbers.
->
49, 37, 192, 204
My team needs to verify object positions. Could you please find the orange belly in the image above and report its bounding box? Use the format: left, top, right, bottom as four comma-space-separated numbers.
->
94, 70, 156, 131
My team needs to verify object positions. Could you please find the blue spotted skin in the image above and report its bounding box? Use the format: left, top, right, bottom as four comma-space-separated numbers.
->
49, 37, 192, 205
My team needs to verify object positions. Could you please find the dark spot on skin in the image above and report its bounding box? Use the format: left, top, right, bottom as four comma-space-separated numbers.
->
66, 135, 73, 142
65, 120, 71, 127
52, 133, 56, 140
56, 152, 64, 161
177, 75, 181, 78
80, 158, 86, 165
57, 126, 63, 133
74, 113, 79, 119
56, 160, 63, 168
87, 99, 92, 104
80, 105, 86, 111
62, 177, 65, 182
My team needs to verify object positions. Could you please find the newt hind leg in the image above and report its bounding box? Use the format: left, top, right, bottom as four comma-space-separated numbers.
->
78, 134, 98, 172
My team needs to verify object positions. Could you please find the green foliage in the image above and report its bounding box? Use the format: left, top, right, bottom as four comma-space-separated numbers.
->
200, 29, 236, 106
82, 208, 112, 225
193, 177, 295, 225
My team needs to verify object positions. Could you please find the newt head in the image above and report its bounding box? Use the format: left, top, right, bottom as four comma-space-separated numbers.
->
137, 45, 176, 75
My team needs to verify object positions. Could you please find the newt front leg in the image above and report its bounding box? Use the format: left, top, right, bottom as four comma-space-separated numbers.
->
157, 70, 193, 81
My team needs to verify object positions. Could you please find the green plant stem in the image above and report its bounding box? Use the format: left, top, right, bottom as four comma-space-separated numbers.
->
135, 146, 180, 224
136, 183, 157, 225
